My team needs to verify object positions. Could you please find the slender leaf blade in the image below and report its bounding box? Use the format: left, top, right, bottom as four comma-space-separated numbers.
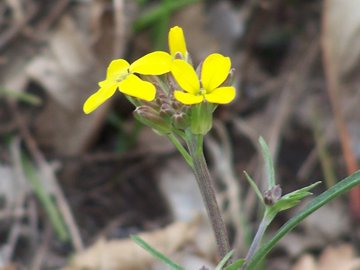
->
224, 258, 245, 270
22, 155, 69, 241
244, 171, 264, 205
215, 250, 234, 270
246, 171, 360, 270
131, 235, 185, 270
259, 137, 275, 189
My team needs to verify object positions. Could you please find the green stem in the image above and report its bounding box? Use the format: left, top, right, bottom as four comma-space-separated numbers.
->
245, 170, 360, 270
167, 133, 193, 168
186, 132, 230, 259
241, 213, 273, 270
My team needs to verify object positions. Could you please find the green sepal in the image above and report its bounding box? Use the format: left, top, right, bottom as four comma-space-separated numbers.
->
190, 102, 214, 135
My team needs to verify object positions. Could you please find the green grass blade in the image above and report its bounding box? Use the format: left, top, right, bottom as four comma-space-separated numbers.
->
215, 250, 234, 270
245, 170, 360, 270
131, 235, 185, 270
22, 155, 69, 241
133, 0, 201, 32
243, 171, 264, 205
224, 258, 245, 270
0, 87, 42, 105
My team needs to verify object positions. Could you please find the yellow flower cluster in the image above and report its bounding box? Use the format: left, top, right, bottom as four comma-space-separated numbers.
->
83, 26, 236, 114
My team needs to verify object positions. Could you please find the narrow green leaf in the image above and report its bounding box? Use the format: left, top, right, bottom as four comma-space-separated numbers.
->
0, 87, 42, 105
223, 258, 245, 270
136, 0, 149, 6
133, 0, 201, 32
215, 250, 234, 270
151, 0, 171, 50
131, 235, 185, 270
259, 137, 275, 189
243, 171, 264, 205
245, 171, 360, 270
22, 155, 69, 241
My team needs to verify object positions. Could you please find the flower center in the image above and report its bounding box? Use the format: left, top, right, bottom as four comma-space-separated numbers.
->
199, 88, 207, 96
115, 68, 130, 82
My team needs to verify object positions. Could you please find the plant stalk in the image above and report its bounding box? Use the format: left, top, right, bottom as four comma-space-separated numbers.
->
186, 133, 230, 259
245, 170, 360, 270
241, 215, 272, 270
167, 133, 193, 168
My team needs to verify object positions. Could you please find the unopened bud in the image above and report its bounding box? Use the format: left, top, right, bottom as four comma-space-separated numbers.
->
142, 100, 160, 111
173, 112, 188, 129
263, 185, 282, 205
156, 92, 169, 106
222, 68, 236, 86
171, 99, 184, 111
174, 52, 184, 60
196, 61, 203, 78
134, 106, 171, 134
160, 103, 175, 116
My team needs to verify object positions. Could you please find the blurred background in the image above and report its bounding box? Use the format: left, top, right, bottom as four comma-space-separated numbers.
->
1, 0, 360, 269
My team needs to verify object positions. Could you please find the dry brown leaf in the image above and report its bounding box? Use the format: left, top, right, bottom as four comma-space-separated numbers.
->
292, 244, 360, 270
26, 16, 105, 155
64, 221, 198, 270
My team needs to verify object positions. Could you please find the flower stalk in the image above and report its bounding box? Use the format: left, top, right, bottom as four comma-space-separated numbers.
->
186, 132, 231, 259
241, 214, 272, 270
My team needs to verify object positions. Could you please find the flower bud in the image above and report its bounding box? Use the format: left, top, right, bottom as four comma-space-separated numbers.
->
174, 52, 185, 60
142, 100, 160, 111
159, 103, 175, 116
170, 99, 184, 111
263, 185, 282, 205
134, 106, 171, 134
222, 67, 236, 86
172, 112, 188, 130
156, 92, 170, 106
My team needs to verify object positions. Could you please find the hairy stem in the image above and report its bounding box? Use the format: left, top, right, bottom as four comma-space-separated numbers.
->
186, 133, 230, 259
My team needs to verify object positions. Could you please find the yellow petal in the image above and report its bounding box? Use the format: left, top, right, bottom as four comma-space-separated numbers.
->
168, 26, 187, 57
174, 90, 203, 105
204, 86, 236, 104
171, 59, 200, 94
201, 53, 231, 92
83, 84, 117, 114
119, 74, 156, 101
107, 59, 130, 81
130, 51, 171, 75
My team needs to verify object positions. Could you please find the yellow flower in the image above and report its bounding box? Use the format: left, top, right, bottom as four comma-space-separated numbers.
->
171, 53, 236, 105
83, 51, 172, 114
168, 26, 187, 59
